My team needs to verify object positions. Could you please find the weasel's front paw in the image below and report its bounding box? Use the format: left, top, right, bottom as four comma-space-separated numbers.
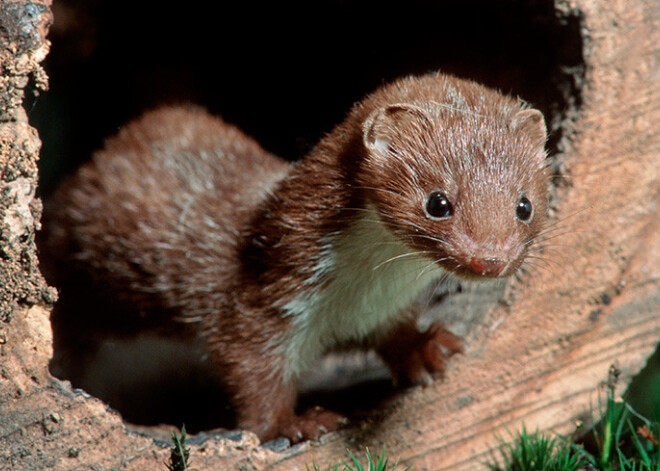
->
279, 407, 348, 444
379, 323, 463, 386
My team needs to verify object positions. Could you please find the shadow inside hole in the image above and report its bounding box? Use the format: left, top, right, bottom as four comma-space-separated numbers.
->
36, 0, 584, 196
47, 277, 398, 434
49, 306, 396, 434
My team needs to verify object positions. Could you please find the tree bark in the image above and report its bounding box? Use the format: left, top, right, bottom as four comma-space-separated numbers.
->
1, 0, 659, 469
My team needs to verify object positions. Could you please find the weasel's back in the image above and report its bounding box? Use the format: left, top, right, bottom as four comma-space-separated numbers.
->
44, 106, 289, 309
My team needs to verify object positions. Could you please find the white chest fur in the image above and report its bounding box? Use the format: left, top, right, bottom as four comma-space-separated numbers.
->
281, 207, 443, 378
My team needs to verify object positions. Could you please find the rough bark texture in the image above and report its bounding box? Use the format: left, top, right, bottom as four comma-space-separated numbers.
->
1, 0, 659, 470
0, 0, 53, 319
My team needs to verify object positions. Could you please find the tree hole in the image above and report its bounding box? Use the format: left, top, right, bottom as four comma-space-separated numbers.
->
36, 0, 585, 440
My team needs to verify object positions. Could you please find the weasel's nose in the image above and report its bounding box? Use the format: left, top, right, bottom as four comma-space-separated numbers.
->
470, 257, 507, 277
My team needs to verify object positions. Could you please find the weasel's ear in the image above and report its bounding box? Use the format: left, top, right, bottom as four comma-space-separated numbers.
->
511, 108, 547, 149
363, 103, 433, 154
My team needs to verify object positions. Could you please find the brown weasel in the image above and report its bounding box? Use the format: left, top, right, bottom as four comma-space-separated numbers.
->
44, 71, 549, 443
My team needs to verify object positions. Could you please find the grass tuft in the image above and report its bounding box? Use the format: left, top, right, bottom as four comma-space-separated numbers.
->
486, 425, 588, 471
165, 425, 190, 471
308, 447, 410, 471
488, 365, 660, 471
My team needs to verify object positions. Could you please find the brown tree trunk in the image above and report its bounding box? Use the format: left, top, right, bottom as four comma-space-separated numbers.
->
2, 0, 659, 469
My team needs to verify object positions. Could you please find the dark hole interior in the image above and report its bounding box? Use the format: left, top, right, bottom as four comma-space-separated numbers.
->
35, 0, 585, 438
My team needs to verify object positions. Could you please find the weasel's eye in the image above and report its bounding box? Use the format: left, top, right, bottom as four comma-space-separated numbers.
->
425, 191, 453, 219
516, 196, 533, 222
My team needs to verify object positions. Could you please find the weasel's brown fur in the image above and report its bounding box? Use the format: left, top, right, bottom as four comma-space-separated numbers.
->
44, 72, 549, 442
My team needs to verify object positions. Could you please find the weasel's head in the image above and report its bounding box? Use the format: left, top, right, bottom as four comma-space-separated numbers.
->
358, 97, 549, 280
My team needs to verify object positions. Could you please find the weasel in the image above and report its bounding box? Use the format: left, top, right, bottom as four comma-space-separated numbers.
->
44, 72, 550, 443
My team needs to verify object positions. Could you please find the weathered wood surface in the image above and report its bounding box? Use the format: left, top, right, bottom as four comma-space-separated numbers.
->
1, 0, 659, 470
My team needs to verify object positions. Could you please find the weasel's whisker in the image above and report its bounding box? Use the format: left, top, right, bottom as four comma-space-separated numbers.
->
416, 256, 450, 280
552, 205, 595, 226
536, 206, 594, 238
353, 185, 407, 200
395, 218, 435, 236
373, 250, 434, 271
524, 253, 560, 270
409, 233, 446, 245
336, 206, 438, 240
537, 229, 587, 244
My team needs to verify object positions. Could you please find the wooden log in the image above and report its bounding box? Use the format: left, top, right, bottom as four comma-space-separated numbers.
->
1, 0, 659, 469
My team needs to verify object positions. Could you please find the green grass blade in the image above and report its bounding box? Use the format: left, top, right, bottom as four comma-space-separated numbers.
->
165, 425, 190, 471
629, 420, 652, 467
345, 449, 364, 471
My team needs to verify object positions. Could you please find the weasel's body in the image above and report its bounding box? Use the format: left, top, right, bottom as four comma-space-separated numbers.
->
45, 72, 549, 442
